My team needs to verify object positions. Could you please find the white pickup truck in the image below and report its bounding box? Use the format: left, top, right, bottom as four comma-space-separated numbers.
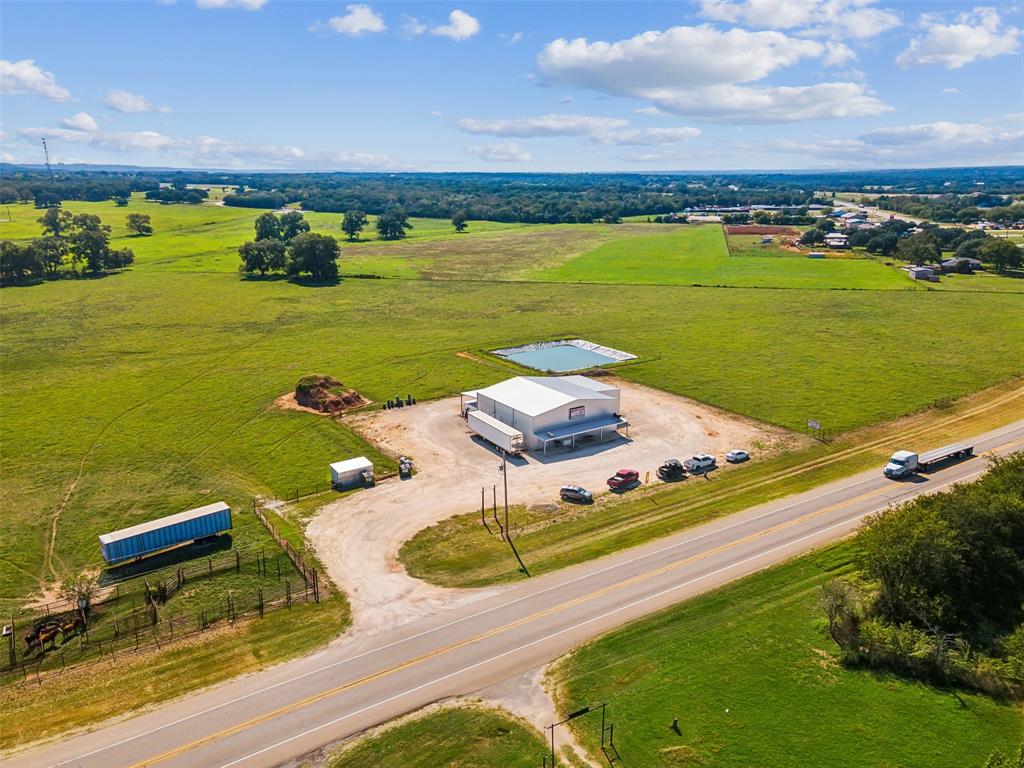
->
684, 454, 716, 473
883, 442, 974, 479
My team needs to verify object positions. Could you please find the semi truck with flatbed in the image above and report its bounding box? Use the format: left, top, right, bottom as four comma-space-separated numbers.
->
883, 442, 974, 479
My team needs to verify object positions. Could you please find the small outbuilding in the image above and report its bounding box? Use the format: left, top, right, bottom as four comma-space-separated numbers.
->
330, 456, 374, 488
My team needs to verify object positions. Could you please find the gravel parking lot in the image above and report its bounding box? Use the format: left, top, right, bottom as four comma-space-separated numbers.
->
307, 378, 794, 637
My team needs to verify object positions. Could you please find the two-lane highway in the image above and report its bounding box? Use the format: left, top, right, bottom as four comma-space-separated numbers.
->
9, 419, 1024, 768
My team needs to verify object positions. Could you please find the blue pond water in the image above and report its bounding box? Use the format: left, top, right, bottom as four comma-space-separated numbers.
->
504, 344, 618, 372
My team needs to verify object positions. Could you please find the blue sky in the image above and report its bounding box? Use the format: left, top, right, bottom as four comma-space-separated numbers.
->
1, 0, 1022, 171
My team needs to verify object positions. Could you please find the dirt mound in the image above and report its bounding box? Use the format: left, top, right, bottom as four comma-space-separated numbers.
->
726, 225, 800, 235
290, 375, 368, 414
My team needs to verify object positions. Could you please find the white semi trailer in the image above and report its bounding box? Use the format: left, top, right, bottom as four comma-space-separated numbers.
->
883, 442, 974, 479
467, 410, 525, 455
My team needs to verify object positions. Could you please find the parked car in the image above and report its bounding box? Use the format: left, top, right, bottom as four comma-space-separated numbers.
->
560, 484, 593, 504
683, 454, 716, 473
607, 469, 640, 490
657, 459, 686, 481
725, 450, 749, 464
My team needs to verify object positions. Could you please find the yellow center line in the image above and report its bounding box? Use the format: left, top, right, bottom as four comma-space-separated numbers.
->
126, 438, 1023, 768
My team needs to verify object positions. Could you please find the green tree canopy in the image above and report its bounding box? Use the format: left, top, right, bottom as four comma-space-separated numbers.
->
38, 206, 73, 238
376, 209, 412, 241
452, 211, 468, 233
125, 213, 154, 236
896, 231, 942, 266
342, 209, 368, 241
981, 238, 1023, 274
254, 212, 282, 241
238, 239, 287, 275
279, 210, 310, 242
286, 232, 340, 280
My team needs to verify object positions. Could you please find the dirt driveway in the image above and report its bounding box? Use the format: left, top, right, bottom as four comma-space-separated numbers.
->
307, 379, 794, 637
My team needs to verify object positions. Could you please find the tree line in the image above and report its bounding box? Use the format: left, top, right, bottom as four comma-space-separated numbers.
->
871, 193, 1024, 225
821, 454, 1024, 698
0, 207, 144, 284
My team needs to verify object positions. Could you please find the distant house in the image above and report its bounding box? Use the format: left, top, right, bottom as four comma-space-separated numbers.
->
824, 233, 849, 248
940, 257, 983, 273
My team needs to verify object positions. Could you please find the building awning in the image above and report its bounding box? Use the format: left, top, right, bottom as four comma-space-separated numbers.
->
538, 415, 629, 443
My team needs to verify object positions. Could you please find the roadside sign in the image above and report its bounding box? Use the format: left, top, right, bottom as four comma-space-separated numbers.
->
807, 419, 821, 430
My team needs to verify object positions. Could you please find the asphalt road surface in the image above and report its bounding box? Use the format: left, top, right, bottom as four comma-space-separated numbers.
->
11, 419, 1024, 768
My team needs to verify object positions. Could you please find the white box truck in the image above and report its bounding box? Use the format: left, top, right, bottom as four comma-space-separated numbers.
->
883, 442, 973, 479
467, 410, 525, 455
330, 456, 374, 488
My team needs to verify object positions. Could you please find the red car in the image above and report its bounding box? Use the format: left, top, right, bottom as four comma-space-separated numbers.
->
607, 469, 640, 490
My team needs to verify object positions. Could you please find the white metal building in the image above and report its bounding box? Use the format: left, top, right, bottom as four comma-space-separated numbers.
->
463, 375, 628, 453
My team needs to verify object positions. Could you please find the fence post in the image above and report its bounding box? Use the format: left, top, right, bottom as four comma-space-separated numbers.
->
208, 557, 213, 576
258, 587, 264, 618
286, 580, 291, 608
235, 549, 240, 574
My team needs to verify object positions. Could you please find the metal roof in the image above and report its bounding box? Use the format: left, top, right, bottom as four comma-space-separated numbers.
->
330, 456, 372, 473
538, 415, 628, 442
99, 501, 230, 544
475, 376, 617, 417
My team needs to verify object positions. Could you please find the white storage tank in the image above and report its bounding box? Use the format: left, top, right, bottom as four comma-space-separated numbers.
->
330, 456, 374, 488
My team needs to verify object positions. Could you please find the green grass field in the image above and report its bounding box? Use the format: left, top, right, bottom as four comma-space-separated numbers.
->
3, 201, 1024, 600
326, 705, 548, 768
553, 542, 1023, 768
533, 224, 916, 290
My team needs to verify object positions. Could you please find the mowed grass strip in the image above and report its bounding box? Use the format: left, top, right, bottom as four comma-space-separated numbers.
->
326, 704, 547, 768
532, 224, 915, 290
3, 268, 1024, 597
553, 542, 1022, 768
400, 377, 1024, 588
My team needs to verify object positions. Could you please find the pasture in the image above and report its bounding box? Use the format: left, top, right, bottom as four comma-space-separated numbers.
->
2, 199, 1024, 602
553, 542, 1023, 768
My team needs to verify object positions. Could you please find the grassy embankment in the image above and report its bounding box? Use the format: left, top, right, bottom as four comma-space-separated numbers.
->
400, 377, 1024, 587
553, 541, 1023, 768
325, 705, 549, 768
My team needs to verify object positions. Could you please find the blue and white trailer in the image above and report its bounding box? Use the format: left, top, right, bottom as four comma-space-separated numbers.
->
98, 501, 232, 564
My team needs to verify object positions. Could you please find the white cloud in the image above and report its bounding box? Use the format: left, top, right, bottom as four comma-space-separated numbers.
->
432, 10, 480, 40
318, 150, 414, 171
20, 126, 178, 153
60, 112, 99, 132
457, 113, 629, 138
401, 15, 428, 36
2, 151, 14, 163
558, 96, 574, 104
0, 59, 71, 101
456, 113, 700, 144
537, 25, 889, 123
943, 87, 960, 94
429, 110, 444, 118
508, 32, 524, 45
634, 106, 665, 116
768, 115, 1024, 166
467, 142, 533, 162
404, 9, 481, 40
698, 0, 900, 39
103, 89, 171, 113
897, 7, 1020, 69
325, 4, 386, 36
196, 0, 266, 9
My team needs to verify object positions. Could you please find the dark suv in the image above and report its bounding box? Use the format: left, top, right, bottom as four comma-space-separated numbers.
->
560, 484, 594, 504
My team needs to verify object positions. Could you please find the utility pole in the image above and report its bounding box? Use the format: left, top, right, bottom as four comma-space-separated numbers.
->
500, 451, 509, 535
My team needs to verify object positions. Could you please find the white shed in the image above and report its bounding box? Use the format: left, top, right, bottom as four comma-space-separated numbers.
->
330, 456, 373, 487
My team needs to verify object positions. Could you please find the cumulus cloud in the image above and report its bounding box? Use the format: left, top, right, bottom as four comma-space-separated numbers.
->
104, 89, 171, 113
467, 142, 533, 162
196, 0, 266, 9
537, 25, 889, 123
60, 112, 99, 132
769, 115, 1024, 166
323, 4, 386, 36
19, 126, 178, 153
0, 59, 71, 101
698, 0, 900, 39
432, 10, 480, 40
403, 9, 481, 40
896, 7, 1020, 69
456, 113, 700, 144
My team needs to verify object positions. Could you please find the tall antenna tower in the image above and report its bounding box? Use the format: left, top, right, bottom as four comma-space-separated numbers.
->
41, 137, 53, 175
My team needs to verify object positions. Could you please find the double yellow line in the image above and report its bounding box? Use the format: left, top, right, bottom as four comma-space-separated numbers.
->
127, 437, 1022, 768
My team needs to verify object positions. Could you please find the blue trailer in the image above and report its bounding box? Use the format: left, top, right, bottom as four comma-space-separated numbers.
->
98, 501, 232, 564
